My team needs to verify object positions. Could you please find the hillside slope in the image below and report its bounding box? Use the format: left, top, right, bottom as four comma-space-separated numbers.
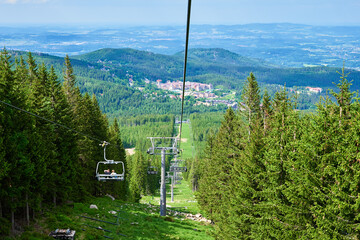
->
8, 48, 360, 116
73, 48, 360, 90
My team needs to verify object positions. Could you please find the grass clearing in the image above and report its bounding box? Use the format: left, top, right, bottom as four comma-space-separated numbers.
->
178, 123, 195, 160
17, 196, 213, 240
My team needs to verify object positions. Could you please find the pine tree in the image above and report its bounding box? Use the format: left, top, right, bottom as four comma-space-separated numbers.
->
296, 70, 360, 238
197, 108, 244, 239
129, 151, 147, 202
242, 72, 261, 140
27, 62, 53, 218
262, 90, 272, 135
26, 52, 38, 85
63, 55, 79, 108
226, 74, 266, 239
254, 87, 301, 239
0, 49, 35, 230
47, 66, 79, 205
12, 55, 35, 226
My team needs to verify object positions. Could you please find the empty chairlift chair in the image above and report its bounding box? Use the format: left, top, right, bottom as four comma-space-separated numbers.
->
96, 141, 125, 182
147, 166, 158, 175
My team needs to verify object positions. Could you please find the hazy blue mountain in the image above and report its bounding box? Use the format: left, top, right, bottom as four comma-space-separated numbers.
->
2, 24, 360, 69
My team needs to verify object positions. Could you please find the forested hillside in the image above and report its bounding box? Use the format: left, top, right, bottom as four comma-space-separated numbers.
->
8, 48, 360, 117
0, 49, 128, 234
118, 114, 175, 148
189, 71, 360, 239
74, 48, 360, 90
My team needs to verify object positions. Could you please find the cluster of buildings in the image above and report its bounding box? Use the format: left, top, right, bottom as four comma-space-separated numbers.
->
195, 99, 239, 109
185, 91, 216, 99
156, 80, 213, 92
305, 87, 323, 93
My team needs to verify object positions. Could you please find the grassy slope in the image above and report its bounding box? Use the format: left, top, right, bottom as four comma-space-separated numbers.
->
15, 196, 212, 240
141, 122, 202, 214
179, 123, 195, 160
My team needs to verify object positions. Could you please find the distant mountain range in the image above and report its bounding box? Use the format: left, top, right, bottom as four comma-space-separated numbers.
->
2, 24, 360, 69
71, 47, 360, 89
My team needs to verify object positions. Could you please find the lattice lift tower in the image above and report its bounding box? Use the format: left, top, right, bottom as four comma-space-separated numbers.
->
147, 137, 179, 216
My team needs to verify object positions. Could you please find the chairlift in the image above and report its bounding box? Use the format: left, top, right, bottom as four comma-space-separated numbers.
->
147, 166, 158, 175
159, 178, 170, 184
95, 141, 125, 182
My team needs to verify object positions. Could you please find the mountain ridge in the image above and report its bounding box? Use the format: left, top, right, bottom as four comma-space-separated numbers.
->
6, 47, 360, 115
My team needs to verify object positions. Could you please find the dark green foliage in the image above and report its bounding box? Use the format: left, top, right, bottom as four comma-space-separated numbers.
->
196, 70, 360, 239
7, 48, 360, 118
0, 49, 128, 236
128, 152, 147, 203
118, 114, 175, 148
197, 108, 245, 239
118, 114, 174, 199
186, 112, 223, 191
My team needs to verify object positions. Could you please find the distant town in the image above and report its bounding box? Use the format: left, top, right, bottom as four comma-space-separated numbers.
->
132, 76, 325, 110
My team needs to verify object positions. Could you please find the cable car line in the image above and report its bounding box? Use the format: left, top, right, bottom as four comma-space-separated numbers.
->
1, 1, 192, 185
0, 99, 108, 145
179, 0, 192, 150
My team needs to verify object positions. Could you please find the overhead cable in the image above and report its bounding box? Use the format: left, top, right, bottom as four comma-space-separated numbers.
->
0, 99, 108, 144
179, 0, 192, 150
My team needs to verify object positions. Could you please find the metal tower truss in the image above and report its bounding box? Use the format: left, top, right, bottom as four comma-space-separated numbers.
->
146, 137, 180, 155
146, 137, 180, 216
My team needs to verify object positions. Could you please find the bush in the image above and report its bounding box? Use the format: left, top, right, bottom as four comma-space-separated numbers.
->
0, 217, 11, 236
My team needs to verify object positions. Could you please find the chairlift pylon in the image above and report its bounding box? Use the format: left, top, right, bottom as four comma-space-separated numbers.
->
95, 141, 125, 182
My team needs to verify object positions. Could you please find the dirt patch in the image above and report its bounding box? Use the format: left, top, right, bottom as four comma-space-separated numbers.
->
125, 148, 135, 155
181, 138, 188, 143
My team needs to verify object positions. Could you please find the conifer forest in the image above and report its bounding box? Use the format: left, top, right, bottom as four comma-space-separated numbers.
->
1, 44, 360, 239
1, 1, 360, 237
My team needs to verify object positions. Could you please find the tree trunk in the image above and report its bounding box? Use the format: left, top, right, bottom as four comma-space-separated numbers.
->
248, 108, 251, 141
53, 191, 56, 208
26, 193, 30, 226
39, 196, 42, 214
11, 197, 15, 233
0, 201, 2, 218
11, 210, 15, 232
263, 115, 266, 136
339, 106, 342, 126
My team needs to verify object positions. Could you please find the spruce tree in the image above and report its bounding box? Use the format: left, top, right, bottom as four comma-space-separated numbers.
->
0, 49, 35, 230
227, 74, 266, 239
255, 87, 300, 239
242, 72, 261, 140
27, 62, 53, 218
129, 151, 147, 202
298, 71, 360, 238
63, 55, 79, 108
47, 66, 79, 204
197, 108, 244, 239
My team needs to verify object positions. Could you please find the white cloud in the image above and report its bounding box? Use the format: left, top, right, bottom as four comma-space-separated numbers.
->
3, 0, 48, 4
4, 0, 18, 4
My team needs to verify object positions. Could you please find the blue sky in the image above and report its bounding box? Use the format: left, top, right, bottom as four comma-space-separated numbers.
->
0, 0, 359, 26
